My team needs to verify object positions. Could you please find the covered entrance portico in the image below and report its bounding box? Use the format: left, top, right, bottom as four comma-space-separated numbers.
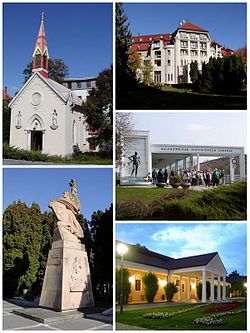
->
150, 144, 245, 182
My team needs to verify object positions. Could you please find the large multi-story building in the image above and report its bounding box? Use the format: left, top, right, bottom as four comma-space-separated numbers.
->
131, 21, 233, 84
62, 76, 97, 101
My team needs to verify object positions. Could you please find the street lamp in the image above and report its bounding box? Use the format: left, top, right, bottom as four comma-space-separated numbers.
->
117, 243, 128, 314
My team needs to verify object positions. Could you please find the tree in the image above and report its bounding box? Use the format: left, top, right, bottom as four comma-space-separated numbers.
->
164, 282, 178, 302
135, 243, 148, 250
88, 205, 113, 302
196, 281, 211, 300
229, 270, 240, 277
115, 112, 134, 168
141, 59, 153, 86
116, 3, 137, 92
3, 100, 11, 144
23, 58, 69, 83
32, 211, 57, 296
128, 49, 141, 75
82, 66, 113, 155
3, 201, 43, 297
235, 47, 247, 66
189, 61, 199, 85
142, 271, 159, 303
116, 267, 131, 304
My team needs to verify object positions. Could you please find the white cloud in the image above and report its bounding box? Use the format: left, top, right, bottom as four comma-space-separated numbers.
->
186, 123, 211, 131
152, 224, 245, 258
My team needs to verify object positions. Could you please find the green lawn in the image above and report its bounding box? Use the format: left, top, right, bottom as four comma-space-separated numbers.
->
116, 87, 246, 110
116, 182, 247, 220
116, 303, 247, 330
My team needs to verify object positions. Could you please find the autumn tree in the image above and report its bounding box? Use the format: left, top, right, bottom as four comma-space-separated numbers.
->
82, 66, 113, 155
115, 112, 134, 168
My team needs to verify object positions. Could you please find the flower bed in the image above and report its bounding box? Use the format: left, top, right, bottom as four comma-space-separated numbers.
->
194, 308, 246, 326
204, 301, 244, 313
143, 304, 207, 319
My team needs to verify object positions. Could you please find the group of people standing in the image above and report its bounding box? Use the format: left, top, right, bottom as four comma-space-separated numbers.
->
151, 168, 225, 187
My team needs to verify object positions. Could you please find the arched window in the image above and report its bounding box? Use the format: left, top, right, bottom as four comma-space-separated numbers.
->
35, 52, 41, 68
43, 54, 47, 69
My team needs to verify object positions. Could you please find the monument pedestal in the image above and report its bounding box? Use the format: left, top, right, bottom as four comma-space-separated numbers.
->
39, 237, 94, 311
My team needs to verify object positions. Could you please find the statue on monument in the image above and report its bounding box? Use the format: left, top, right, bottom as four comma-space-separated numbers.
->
39, 179, 94, 311
128, 151, 141, 177
48, 178, 83, 242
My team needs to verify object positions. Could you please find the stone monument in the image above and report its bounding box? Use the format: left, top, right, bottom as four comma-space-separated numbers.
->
39, 179, 94, 311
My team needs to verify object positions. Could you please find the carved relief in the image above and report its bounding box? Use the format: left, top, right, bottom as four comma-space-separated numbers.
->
70, 257, 87, 291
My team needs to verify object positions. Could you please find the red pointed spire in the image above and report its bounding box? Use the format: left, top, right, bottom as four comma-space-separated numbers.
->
32, 12, 49, 78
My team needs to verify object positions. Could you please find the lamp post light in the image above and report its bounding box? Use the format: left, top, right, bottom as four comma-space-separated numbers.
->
117, 243, 128, 314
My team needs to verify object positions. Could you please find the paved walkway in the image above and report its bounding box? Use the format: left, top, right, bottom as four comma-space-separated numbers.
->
3, 300, 113, 330
116, 301, 198, 312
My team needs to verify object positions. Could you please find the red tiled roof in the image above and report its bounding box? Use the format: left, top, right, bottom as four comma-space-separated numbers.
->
133, 33, 171, 43
221, 47, 234, 56
3, 88, 12, 101
179, 22, 208, 32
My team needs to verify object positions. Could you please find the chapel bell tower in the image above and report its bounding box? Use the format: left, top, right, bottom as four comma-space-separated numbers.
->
32, 12, 49, 78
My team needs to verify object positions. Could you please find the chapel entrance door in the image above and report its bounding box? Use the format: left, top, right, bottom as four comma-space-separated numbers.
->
31, 131, 43, 151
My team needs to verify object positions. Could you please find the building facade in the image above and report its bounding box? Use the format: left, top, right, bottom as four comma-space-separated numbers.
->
120, 130, 245, 184
116, 242, 229, 304
9, 13, 98, 156
131, 21, 233, 85
62, 76, 97, 101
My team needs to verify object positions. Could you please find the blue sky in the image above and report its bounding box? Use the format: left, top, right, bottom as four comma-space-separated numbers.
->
3, 3, 113, 95
3, 168, 113, 220
116, 223, 247, 275
123, 3, 246, 51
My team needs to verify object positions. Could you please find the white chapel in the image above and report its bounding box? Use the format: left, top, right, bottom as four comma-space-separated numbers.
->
9, 13, 94, 156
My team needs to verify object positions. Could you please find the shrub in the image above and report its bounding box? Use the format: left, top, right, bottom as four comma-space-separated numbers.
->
196, 281, 211, 300
164, 282, 178, 302
142, 272, 159, 303
116, 268, 131, 305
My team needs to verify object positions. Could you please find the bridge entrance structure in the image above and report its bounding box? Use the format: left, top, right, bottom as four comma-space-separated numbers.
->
120, 130, 245, 183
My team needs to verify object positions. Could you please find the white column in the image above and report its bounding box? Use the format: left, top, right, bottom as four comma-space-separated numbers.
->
175, 161, 178, 172
194, 278, 197, 299
168, 273, 171, 283
197, 154, 200, 171
210, 272, 215, 302
217, 275, 221, 301
179, 276, 182, 301
187, 277, 190, 300
230, 157, 235, 183
222, 276, 226, 301
202, 270, 207, 303
183, 157, 187, 170
239, 153, 245, 180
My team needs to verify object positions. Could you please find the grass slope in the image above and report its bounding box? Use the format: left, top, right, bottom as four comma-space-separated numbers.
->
116, 182, 246, 220
116, 303, 246, 330
116, 87, 246, 110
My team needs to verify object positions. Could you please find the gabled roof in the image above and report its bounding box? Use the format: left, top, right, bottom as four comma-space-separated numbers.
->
116, 241, 218, 271
46, 77, 82, 105
178, 22, 208, 32
9, 72, 82, 108
167, 252, 218, 270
